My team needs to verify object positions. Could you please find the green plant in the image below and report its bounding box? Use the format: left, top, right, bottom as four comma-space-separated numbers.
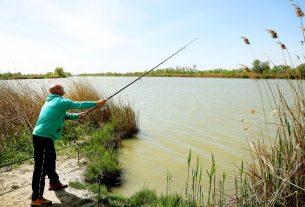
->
129, 188, 158, 206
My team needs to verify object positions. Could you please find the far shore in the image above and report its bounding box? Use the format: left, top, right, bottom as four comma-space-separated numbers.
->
1, 70, 304, 80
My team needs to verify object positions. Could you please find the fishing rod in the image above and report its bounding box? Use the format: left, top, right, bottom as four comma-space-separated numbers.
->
84, 38, 197, 115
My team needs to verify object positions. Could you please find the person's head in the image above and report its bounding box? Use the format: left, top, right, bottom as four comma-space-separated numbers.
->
49, 84, 65, 96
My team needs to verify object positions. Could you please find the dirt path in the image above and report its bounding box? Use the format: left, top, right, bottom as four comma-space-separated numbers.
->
0, 158, 97, 207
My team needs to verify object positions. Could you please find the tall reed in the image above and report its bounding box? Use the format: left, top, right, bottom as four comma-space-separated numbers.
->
0, 81, 46, 139
243, 80, 305, 206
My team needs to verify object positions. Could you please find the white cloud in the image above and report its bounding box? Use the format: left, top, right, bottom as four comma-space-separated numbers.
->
32, 1, 124, 48
0, 0, 128, 73
9, 0, 173, 48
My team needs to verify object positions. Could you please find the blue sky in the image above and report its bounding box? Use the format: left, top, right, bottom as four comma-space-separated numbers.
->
0, 0, 304, 74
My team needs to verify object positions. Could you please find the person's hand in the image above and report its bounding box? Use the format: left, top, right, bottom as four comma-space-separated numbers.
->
96, 99, 106, 110
79, 112, 87, 119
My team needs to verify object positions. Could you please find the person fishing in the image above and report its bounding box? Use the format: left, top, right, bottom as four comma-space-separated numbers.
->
31, 83, 105, 207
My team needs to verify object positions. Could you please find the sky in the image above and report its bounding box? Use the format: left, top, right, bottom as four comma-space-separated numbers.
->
0, 0, 304, 74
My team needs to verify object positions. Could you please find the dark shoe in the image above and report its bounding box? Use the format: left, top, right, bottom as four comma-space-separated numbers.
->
49, 181, 68, 191
31, 197, 52, 206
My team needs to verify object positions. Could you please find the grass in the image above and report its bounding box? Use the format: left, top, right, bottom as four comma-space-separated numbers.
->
69, 180, 87, 190
0, 132, 33, 166
129, 189, 194, 207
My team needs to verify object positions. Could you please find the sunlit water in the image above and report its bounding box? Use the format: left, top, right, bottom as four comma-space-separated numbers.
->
4, 77, 298, 196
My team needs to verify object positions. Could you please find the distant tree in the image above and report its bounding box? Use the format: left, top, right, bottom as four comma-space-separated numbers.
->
192, 64, 197, 71
296, 63, 305, 78
54, 67, 66, 78
252, 59, 270, 73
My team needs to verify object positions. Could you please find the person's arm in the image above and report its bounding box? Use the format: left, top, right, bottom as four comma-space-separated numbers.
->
65, 112, 80, 120
60, 99, 105, 110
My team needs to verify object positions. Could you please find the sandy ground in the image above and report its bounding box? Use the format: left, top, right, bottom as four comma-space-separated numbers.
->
0, 157, 97, 207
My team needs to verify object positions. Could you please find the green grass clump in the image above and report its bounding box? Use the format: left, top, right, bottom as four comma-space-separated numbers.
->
158, 194, 195, 207
83, 122, 122, 185
128, 188, 158, 206
85, 148, 121, 185
127, 188, 194, 207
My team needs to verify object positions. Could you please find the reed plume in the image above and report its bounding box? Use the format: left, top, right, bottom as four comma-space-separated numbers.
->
241, 36, 250, 44
266, 29, 278, 39
292, 3, 305, 58
292, 4, 304, 17
277, 42, 286, 50
277, 41, 295, 68
241, 36, 256, 59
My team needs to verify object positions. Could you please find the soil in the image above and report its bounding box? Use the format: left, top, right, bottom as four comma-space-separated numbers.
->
0, 157, 97, 207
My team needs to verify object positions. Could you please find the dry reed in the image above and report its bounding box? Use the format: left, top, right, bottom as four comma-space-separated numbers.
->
0, 81, 46, 141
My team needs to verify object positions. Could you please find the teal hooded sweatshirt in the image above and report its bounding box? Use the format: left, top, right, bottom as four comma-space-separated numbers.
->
33, 94, 97, 141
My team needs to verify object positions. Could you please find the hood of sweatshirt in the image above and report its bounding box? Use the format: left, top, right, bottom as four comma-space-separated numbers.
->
46, 94, 63, 101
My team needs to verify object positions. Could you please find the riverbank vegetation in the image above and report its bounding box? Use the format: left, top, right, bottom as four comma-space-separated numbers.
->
79, 61, 305, 79
0, 67, 71, 79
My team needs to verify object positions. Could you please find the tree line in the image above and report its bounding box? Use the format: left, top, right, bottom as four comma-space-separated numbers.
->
1, 61, 305, 80
0, 67, 71, 80
80, 60, 305, 79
